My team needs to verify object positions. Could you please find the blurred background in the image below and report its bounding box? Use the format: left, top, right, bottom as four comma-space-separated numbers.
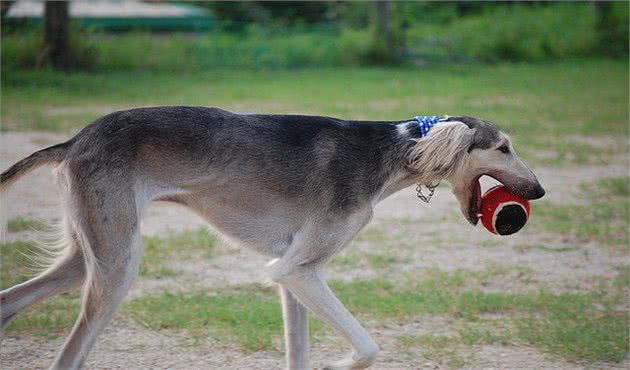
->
1, 1, 628, 369
2, 1, 629, 69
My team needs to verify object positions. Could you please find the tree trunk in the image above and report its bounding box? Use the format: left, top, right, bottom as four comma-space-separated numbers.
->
43, 1, 71, 69
374, 0, 394, 55
1, 1, 15, 18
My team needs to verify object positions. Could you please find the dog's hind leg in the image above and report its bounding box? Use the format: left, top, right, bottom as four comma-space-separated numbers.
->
50, 181, 143, 370
280, 285, 310, 370
0, 231, 85, 329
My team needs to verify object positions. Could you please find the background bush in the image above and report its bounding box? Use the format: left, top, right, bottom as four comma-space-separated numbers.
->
443, 4, 598, 62
1, 2, 627, 71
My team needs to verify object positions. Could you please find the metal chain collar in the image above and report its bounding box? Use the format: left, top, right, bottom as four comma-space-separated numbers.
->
416, 181, 440, 203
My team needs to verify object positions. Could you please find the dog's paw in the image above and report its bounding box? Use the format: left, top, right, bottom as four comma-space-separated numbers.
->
322, 358, 353, 370
322, 355, 374, 370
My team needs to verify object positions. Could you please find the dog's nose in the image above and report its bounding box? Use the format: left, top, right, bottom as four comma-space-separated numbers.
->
531, 184, 545, 199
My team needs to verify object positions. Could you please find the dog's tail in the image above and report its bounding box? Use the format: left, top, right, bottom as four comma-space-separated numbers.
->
1, 141, 72, 192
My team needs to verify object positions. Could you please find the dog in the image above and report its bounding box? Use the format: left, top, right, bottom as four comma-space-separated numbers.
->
0, 107, 544, 370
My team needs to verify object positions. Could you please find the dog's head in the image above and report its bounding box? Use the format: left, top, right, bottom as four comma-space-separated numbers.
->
406, 116, 545, 225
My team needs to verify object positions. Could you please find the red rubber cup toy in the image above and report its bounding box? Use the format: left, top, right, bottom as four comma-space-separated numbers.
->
480, 185, 530, 236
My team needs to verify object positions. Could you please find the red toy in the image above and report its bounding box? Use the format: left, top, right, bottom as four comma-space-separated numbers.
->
480, 185, 530, 235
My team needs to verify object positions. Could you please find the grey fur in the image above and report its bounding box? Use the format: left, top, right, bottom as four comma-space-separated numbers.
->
0, 107, 544, 370
445, 116, 501, 152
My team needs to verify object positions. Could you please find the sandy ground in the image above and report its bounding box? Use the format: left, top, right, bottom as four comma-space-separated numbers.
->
0, 131, 628, 370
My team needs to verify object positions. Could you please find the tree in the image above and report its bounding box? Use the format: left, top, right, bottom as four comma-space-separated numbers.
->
1, 1, 15, 18
367, 0, 405, 64
373, 0, 393, 56
40, 1, 72, 69
593, 1, 629, 57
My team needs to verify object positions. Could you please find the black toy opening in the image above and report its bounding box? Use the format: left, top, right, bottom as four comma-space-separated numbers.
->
494, 204, 527, 235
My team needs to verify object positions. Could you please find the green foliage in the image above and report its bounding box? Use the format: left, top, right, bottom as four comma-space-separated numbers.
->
2, 24, 97, 71
3, 3, 626, 71
595, 1, 629, 57
2, 27, 361, 71
201, 1, 334, 26
336, 29, 372, 66
441, 4, 598, 62
406, 2, 627, 62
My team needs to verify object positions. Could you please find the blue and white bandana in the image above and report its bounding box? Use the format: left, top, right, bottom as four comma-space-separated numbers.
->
413, 115, 445, 137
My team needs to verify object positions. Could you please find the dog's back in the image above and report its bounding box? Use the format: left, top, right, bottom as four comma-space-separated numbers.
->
23, 107, 405, 209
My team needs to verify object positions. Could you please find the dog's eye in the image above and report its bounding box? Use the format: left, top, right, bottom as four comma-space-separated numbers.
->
497, 145, 510, 154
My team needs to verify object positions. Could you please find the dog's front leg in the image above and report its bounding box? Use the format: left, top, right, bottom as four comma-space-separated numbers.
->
280, 285, 310, 370
271, 264, 378, 370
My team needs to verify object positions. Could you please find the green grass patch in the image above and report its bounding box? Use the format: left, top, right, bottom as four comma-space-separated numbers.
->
397, 334, 467, 368
6, 217, 47, 233
127, 268, 627, 362
396, 323, 511, 367
1, 61, 627, 166
353, 226, 388, 243
0, 228, 216, 336
126, 285, 287, 351
516, 303, 628, 363
534, 177, 629, 247
1, 240, 40, 289
333, 278, 627, 363
0, 240, 79, 337
613, 265, 630, 290
141, 228, 216, 278
334, 225, 409, 269
332, 251, 407, 269
4, 292, 80, 338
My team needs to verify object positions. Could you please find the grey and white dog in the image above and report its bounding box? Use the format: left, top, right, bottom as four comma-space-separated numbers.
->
0, 107, 544, 370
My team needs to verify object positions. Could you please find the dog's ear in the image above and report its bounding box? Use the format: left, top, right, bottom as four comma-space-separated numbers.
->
406, 121, 475, 180
445, 116, 500, 152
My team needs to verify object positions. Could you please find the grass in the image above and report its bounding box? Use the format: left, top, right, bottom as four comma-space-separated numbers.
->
332, 251, 407, 269
1, 27, 368, 71
4, 292, 80, 338
141, 228, 216, 278
1, 240, 41, 289
127, 268, 628, 363
0, 240, 79, 337
397, 334, 467, 368
396, 323, 512, 368
125, 286, 282, 351
3, 234, 627, 362
534, 177, 629, 247
6, 217, 47, 233
0, 227, 217, 336
1, 60, 628, 166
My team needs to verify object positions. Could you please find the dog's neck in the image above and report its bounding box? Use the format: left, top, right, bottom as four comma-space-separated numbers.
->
373, 119, 444, 203
375, 170, 419, 202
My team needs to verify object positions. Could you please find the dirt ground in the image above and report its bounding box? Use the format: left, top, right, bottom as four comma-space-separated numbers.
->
1, 131, 628, 370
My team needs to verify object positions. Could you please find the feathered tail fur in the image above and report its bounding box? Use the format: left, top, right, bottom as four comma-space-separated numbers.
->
1, 141, 71, 192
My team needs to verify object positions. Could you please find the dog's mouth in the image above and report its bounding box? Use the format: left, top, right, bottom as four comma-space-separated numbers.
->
461, 175, 481, 225
455, 175, 484, 225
